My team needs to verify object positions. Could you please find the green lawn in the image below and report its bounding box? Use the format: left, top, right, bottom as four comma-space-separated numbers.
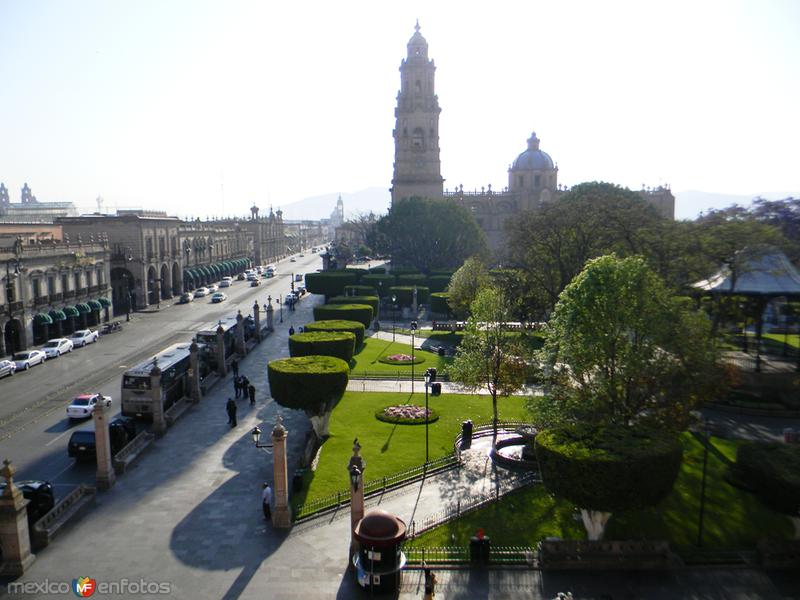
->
762, 332, 799, 350
292, 391, 530, 513
407, 433, 795, 550
350, 337, 453, 377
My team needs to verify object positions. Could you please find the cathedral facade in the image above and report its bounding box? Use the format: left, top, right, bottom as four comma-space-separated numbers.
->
390, 24, 675, 256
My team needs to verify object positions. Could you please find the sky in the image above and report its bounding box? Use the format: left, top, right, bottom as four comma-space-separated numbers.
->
1, 0, 798, 219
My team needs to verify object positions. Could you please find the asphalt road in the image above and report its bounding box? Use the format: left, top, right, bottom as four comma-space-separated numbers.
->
0, 252, 324, 497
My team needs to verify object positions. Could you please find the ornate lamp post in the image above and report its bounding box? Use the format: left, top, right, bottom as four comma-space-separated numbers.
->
410, 320, 417, 395
121, 273, 131, 322
391, 294, 397, 342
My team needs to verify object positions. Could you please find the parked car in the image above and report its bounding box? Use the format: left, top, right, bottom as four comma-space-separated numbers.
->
208, 283, 219, 293
178, 292, 194, 304
68, 417, 136, 461
0, 480, 54, 525
250, 279, 261, 287
66, 393, 112, 420
70, 329, 99, 347
42, 338, 74, 358
12, 350, 46, 370
0, 359, 17, 378
290, 257, 296, 262
100, 321, 123, 334
193, 287, 209, 297
211, 292, 227, 303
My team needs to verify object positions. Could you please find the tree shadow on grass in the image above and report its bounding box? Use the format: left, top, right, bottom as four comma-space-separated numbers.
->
381, 422, 399, 453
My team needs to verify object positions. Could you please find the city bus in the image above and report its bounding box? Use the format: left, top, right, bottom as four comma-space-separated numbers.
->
195, 315, 238, 372
121, 343, 193, 419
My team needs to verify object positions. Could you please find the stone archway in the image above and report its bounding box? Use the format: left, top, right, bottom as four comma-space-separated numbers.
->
172, 261, 181, 296
110, 267, 135, 317
160, 264, 171, 299
147, 266, 158, 306
4, 319, 25, 355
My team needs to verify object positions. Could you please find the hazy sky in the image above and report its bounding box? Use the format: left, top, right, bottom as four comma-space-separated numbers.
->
1, 0, 798, 218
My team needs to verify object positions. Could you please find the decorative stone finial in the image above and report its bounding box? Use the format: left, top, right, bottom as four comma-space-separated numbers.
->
1, 459, 18, 497
272, 414, 286, 437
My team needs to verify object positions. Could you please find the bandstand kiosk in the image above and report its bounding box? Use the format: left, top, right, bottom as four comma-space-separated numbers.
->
353, 509, 407, 594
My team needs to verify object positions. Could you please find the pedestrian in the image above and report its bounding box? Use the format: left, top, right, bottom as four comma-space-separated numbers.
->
226, 398, 237, 426
288, 325, 295, 336
231, 358, 239, 378
248, 383, 256, 406
233, 376, 240, 399
241, 375, 250, 391
423, 563, 436, 599
261, 483, 272, 520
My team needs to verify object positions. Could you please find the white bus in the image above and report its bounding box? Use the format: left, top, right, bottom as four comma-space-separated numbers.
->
195, 315, 239, 372
121, 343, 193, 419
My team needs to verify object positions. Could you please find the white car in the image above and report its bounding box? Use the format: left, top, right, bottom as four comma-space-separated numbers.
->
12, 350, 46, 370
193, 287, 209, 297
208, 283, 219, 293
211, 292, 227, 303
0, 359, 16, 378
42, 338, 74, 358
66, 393, 112, 420
219, 278, 232, 288
70, 329, 99, 347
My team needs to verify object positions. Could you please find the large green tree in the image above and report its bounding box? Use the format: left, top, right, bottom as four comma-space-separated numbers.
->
538, 254, 719, 429
446, 257, 490, 318
377, 197, 488, 273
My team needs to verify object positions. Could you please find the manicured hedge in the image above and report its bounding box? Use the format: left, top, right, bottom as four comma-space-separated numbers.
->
735, 442, 800, 515
430, 292, 451, 315
391, 266, 420, 275
389, 286, 430, 307
535, 424, 683, 512
397, 273, 427, 287
329, 295, 379, 316
305, 272, 358, 297
313, 303, 374, 328
305, 319, 366, 346
341, 268, 365, 283
267, 355, 349, 414
362, 274, 396, 296
344, 285, 379, 298
289, 331, 356, 363
427, 275, 452, 293
368, 267, 386, 274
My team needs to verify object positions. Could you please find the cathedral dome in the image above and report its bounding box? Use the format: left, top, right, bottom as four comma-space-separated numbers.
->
511, 132, 554, 171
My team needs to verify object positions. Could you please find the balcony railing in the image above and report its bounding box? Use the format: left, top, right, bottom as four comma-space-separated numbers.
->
8, 301, 23, 313
77, 287, 88, 297
49, 292, 63, 303
88, 285, 99, 294
64, 290, 76, 299
33, 295, 49, 306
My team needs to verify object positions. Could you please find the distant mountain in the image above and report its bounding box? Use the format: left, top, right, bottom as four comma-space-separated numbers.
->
276, 187, 390, 221
674, 190, 799, 220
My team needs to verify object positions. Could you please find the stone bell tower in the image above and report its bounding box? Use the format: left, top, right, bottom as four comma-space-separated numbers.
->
390, 21, 444, 205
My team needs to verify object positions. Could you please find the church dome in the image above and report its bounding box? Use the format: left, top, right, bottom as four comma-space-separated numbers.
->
511, 132, 554, 171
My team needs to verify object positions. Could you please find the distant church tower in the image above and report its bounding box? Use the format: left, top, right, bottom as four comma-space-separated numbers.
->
390, 21, 444, 205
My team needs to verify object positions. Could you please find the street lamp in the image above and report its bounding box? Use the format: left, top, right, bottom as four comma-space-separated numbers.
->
5, 258, 21, 310
423, 367, 436, 464
121, 273, 131, 322
251, 426, 273, 453
391, 294, 397, 342
410, 320, 417, 395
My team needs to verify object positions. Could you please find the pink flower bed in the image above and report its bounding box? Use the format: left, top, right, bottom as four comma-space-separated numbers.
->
383, 404, 431, 419
387, 353, 414, 362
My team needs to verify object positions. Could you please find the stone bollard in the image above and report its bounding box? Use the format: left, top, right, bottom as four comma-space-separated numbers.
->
216, 324, 227, 377
266, 296, 274, 332
93, 399, 116, 490
271, 417, 291, 529
0, 460, 36, 575
235, 311, 246, 357
253, 301, 261, 343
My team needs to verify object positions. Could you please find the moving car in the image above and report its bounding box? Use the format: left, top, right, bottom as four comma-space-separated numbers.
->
219, 277, 232, 288
0, 480, 54, 525
250, 279, 261, 287
193, 287, 209, 297
236, 273, 246, 281
290, 257, 296, 262
0, 359, 17, 378
208, 283, 219, 293
71, 329, 99, 347
66, 393, 112, 420
68, 417, 137, 461
211, 292, 227, 303
178, 292, 194, 304
12, 350, 46, 370
42, 338, 74, 358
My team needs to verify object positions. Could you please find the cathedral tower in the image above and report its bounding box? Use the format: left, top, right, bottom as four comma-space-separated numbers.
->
390, 22, 444, 205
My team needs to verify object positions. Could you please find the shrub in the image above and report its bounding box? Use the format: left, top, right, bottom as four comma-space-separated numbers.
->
328, 295, 380, 316
362, 274, 396, 295
535, 423, 683, 512
289, 331, 356, 363
305, 272, 358, 298
375, 404, 440, 425
344, 285, 379, 297
341, 268, 365, 283
430, 292, 451, 315
735, 442, 800, 515
427, 275, 452, 293
389, 286, 430, 307
397, 273, 427, 287
305, 319, 366, 346
313, 303, 374, 328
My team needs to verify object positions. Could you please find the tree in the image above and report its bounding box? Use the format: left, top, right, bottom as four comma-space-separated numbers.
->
449, 286, 528, 439
539, 254, 720, 429
447, 257, 490, 318
377, 197, 488, 273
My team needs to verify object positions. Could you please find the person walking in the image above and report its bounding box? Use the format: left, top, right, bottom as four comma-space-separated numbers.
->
423, 563, 436, 599
261, 483, 272, 520
248, 383, 256, 406
233, 376, 240, 399
226, 398, 237, 427
231, 358, 239, 378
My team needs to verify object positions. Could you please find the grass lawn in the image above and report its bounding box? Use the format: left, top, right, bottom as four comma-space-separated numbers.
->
407, 433, 795, 550
762, 332, 799, 350
350, 337, 453, 377
292, 390, 531, 513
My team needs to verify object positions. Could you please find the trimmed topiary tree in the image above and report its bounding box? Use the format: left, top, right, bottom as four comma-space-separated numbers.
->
362, 274, 396, 296
305, 272, 358, 298
389, 286, 430, 307
735, 442, 800, 538
313, 303, 374, 328
289, 331, 356, 363
341, 268, 365, 283
305, 319, 366, 346
267, 355, 350, 438
427, 275, 452, 293
535, 423, 683, 540
397, 273, 427, 287
368, 267, 386, 274
344, 284, 379, 297
329, 295, 379, 316
430, 292, 451, 315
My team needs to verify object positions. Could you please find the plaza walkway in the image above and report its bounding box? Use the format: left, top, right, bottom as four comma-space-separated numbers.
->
4, 298, 799, 599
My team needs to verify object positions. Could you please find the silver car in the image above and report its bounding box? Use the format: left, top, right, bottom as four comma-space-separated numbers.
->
0, 359, 16, 378
12, 350, 46, 370
42, 338, 74, 358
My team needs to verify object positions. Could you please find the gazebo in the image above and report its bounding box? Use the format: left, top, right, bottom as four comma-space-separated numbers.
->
692, 247, 800, 372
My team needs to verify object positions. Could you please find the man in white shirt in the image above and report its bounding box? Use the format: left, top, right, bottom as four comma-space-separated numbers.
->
261, 483, 272, 520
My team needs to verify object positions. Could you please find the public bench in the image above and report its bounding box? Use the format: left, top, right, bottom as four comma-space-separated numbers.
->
113, 431, 155, 474
538, 539, 675, 570
31, 485, 96, 551
165, 398, 192, 426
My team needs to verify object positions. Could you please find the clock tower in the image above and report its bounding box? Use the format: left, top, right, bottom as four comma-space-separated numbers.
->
390, 22, 444, 205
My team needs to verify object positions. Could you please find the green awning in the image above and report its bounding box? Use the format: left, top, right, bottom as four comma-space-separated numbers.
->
33, 313, 53, 325
97, 297, 111, 308
199, 266, 209, 277
63, 306, 79, 318
76, 303, 91, 314
88, 300, 103, 311
49, 309, 67, 321
184, 270, 195, 281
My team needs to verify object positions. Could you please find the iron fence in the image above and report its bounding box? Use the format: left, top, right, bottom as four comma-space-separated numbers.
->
403, 545, 537, 566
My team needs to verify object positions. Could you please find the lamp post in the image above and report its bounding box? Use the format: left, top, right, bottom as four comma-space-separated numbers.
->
424, 367, 432, 464
391, 294, 397, 342
121, 273, 131, 322
410, 320, 417, 395
278, 294, 283, 323
5, 258, 21, 312
251, 426, 273, 452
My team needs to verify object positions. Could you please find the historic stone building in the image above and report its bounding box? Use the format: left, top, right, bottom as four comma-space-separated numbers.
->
0, 182, 78, 223
390, 24, 675, 256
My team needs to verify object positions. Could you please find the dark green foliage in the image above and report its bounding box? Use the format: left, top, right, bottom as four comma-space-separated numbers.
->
328, 295, 380, 315
341, 268, 365, 283
535, 424, 683, 512
267, 356, 349, 415
735, 442, 800, 515
397, 273, 426, 287
313, 304, 374, 328
305, 272, 358, 297
430, 292, 451, 315
391, 266, 420, 275
289, 331, 356, 363
368, 267, 386, 274
344, 285, 379, 297
389, 285, 430, 307
362, 274, 396, 296
305, 319, 366, 346
427, 275, 452, 293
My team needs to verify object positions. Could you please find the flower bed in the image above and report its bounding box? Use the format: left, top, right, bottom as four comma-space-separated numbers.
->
378, 353, 426, 365
376, 404, 439, 425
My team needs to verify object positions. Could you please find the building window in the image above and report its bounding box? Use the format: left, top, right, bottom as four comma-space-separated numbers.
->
534, 175, 541, 188
97, 267, 103, 285
32, 279, 41, 299
62, 274, 69, 293
74, 272, 81, 291
518, 176, 524, 187
415, 80, 421, 93
87, 270, 93, 287
412, 128, 424, 151
47, 276, 55, 295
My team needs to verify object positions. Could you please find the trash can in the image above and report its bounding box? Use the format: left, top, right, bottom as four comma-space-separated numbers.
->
469, 535, 491, 564
462, 419, 473, 443
293, 469, 306, 493
431, 382, 442, 396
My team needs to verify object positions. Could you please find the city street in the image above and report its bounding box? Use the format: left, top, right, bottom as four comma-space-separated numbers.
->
0, 252, 323, 494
